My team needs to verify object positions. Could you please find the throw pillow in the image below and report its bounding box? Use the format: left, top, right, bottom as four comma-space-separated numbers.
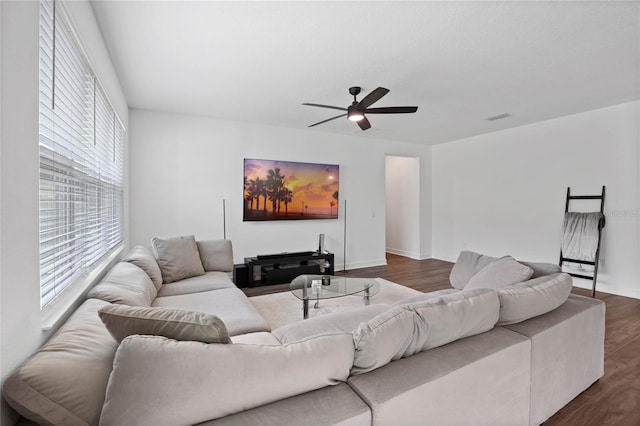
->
197, 239, 233, 272
465, 257, 533, 290
496, 272, 573, 325
449, 251, 499, 289
98, 305, 232, 344
151, 235, 205, 283
123, 245, 163, 290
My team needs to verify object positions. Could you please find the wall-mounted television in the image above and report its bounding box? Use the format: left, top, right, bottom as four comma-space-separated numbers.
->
243, 158, 339, 221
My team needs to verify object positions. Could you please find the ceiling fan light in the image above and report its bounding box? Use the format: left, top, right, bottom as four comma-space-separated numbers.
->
348, 111, 365, 122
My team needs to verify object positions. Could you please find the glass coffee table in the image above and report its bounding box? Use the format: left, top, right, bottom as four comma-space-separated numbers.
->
290, 275, 380, 319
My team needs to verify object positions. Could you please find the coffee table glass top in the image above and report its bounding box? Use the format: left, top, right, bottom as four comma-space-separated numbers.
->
289, 275, 380, 301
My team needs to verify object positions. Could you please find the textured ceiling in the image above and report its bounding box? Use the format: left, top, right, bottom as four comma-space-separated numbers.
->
91, 1, 640, 145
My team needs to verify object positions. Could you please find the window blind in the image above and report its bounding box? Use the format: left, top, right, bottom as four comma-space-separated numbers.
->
39, 0, 124, 308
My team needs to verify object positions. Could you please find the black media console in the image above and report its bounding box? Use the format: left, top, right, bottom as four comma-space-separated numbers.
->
233, 251, 334, 287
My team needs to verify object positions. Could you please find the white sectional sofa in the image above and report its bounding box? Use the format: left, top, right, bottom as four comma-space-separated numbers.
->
3, 244, 605, 426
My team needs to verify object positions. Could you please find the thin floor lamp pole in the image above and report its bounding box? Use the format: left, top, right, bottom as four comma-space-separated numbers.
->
223, 199, 226, 240
343, 199, 347, 272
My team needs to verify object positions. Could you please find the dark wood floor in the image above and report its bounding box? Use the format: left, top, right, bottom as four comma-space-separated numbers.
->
242, 254, 640, 426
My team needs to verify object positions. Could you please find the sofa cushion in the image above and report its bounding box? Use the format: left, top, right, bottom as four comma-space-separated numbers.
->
151, 235, 205, 283
465, 257, 534, 290
496, 272, 573, 325
351, 288, 500, 375
400, 288, 500, 352
449, 251, 499, 289
273, 304, 389, 345
2, 299, 117, 426
87, 262, 157, 307
197, 239, 234, 272
518, 260, 562, 278
231, 332, 282, 346
122, 245, 163, 290
156, 271, 236, 297
391, 288, 460, 306
351, 307, 416, 375
99, 333, 355, 425
152, 288, 270, 336
98, 305, 231, 344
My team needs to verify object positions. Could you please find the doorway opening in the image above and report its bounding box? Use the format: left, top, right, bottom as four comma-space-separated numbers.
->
385, 155, 420, 259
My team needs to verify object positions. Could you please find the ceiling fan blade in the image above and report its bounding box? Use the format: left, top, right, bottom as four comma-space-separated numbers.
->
308, 113, 347, 128
302, 103, 348, 112
364, 106, 418, 114
357, 87, 389, 109
357, 117, 371, 131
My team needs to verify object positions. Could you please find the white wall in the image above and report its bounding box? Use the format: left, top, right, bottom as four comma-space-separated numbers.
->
129, 109, 432, 270
432, 101, 640, 298
0, 2, 128, 423
385, 156, 422, 258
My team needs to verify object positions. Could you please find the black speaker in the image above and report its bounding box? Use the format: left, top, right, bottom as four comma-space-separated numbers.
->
233, 264, 249, 288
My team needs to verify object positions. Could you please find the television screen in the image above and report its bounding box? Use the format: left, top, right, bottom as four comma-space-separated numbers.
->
243, 158, 339, 221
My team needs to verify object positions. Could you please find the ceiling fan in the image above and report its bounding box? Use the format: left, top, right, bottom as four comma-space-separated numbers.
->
302, 86, 418, 131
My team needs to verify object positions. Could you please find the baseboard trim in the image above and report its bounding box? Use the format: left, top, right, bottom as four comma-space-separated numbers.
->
336, 258, 387, 272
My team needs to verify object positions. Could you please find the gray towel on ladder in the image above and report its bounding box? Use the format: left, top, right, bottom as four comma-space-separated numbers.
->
562, 212, 603, 268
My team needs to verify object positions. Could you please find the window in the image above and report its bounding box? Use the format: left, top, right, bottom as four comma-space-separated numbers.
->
39, 0, 124, 308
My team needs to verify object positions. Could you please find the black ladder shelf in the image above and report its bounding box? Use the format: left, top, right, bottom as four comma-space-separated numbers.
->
559, 186, 606, 297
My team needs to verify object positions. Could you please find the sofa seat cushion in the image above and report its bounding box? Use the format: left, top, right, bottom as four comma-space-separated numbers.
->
98, 305, 231, 344
151, 235, 205, 283
465, 256, 534, 290
196, 383, 370, 426
347, 327, 531, 426
156, 271, 236, 297
99, 333, 355, 425
496, 272, 572, 325
503, 294, 605, 426
272, 304, 389, 345
152, 288, 270, 335
87, 262, 157, 307
122, 245, 163, 290
449, 251, 499, 289
197, 239, 234, 272
2, 299, 117, 426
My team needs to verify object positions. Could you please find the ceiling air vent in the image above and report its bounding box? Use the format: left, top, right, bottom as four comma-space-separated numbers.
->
486, 112, 511, 121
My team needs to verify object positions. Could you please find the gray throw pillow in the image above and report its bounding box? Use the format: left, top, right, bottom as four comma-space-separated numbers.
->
151, 235, 205, 283
197, 239, 233, 272
449, 251, 499, 289
98, 304, 231, 344
465, 257, 534, 290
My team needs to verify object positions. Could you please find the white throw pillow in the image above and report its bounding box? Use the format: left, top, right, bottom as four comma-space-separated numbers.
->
151, 235, 205, 283
98, 305, 231, 344
496, 272, 573, 325
449, 251, 499, 289
465, 257, 533, 290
